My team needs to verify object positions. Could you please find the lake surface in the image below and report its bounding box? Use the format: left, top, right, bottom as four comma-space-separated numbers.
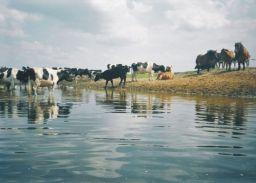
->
0, 88, 256, 182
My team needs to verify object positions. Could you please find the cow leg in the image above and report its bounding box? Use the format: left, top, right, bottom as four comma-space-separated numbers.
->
33, 87, 37, 96
6, 83, 11, 91
111, 80, 114, 88
133, 72, 138, 82
104, 80, 108, 88
238, 62, 241, 70
119, 78, 123, 86
243, 62, 245, 70
197, 68, 200, 74
10, 78, 15, 90
148, 73, 151, 81
123, 76, 126, 86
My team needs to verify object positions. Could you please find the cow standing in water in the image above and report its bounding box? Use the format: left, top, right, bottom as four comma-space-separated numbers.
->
24, 67, 73, 95
234, 42, 250, 70
0, 67, 28, 90
131, 62, 165, 81
195, 50, 219, 74
94, 64, 129, 88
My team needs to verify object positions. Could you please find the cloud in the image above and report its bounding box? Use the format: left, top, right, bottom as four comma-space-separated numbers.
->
165, 0, 230, 30
7, 0, 104, 34
0, 0, 255, 71
0, 1, 40, 38
90, 0, 149, 45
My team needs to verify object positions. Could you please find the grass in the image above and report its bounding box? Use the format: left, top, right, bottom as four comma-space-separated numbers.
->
71, 68, 256, 98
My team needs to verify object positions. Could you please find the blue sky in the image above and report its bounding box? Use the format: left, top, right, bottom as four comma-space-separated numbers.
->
0, 0, 256, 71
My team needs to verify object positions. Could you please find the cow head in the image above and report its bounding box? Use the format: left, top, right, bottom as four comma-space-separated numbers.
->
90, 70, 102, 80
166, 65, 173, 72
94, 73, 102, 82
23, 67, 36, 81
235, 42, 243, 54
0, 67, 8, 73
206, 50, 219, 66
123, 65, 130, 73
0, 72, 3, 80
131, 63, 138, 71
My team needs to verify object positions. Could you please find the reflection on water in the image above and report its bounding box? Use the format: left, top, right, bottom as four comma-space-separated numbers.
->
95, 89, 172, 117
0, 88, 256, 182
0, 91, 72, 123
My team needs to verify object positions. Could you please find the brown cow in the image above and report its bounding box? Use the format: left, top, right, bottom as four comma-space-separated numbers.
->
220, 49, 235, 71
157, 65, 174, 80
234, 42, 250, 70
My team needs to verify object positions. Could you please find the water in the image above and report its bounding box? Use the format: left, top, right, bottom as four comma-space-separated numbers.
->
0, 88, 256, 182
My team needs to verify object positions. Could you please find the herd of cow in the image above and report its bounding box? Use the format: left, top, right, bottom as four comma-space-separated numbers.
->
0, 63, 172, 94
0, 42, 252, 94
195, 42, 251, 74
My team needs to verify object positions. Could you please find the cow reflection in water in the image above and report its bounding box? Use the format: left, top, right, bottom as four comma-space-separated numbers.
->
96, 89, 172, 117
95, 89, 127, 113
0, 91, 72, 123
27, 96, 59, 123
130, 92, 172, 117
28, 95, 73, 123
195, 97, 249, 136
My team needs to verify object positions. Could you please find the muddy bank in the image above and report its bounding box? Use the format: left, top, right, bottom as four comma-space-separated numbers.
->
72, 68, 256, 98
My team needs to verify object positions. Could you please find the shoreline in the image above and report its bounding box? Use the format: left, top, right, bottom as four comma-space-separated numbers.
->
72, 68, 256, 98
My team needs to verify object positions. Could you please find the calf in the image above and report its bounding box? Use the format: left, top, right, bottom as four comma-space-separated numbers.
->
94, 64, 129, 88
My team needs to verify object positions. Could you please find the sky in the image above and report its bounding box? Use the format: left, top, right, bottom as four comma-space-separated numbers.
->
0, 0, 256, 72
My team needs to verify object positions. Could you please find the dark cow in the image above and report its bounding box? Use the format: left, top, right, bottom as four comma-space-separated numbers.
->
94, 64, 129, 88
220, 49, 236, 71
234, 42, 250, 70
195, 50, 219, 74
131, 62, 165, 81
0, 67, 28, 90
66, 68, 92, 78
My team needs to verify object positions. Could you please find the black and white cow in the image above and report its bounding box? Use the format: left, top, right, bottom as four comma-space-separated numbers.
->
64, 68, 93, 84
90, 69, 102, 80
131, 62, 165, 81
94, 64, 129, 88
65, 68, 92, 78
23, 67, 73, 94
0, 67, 28, 90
